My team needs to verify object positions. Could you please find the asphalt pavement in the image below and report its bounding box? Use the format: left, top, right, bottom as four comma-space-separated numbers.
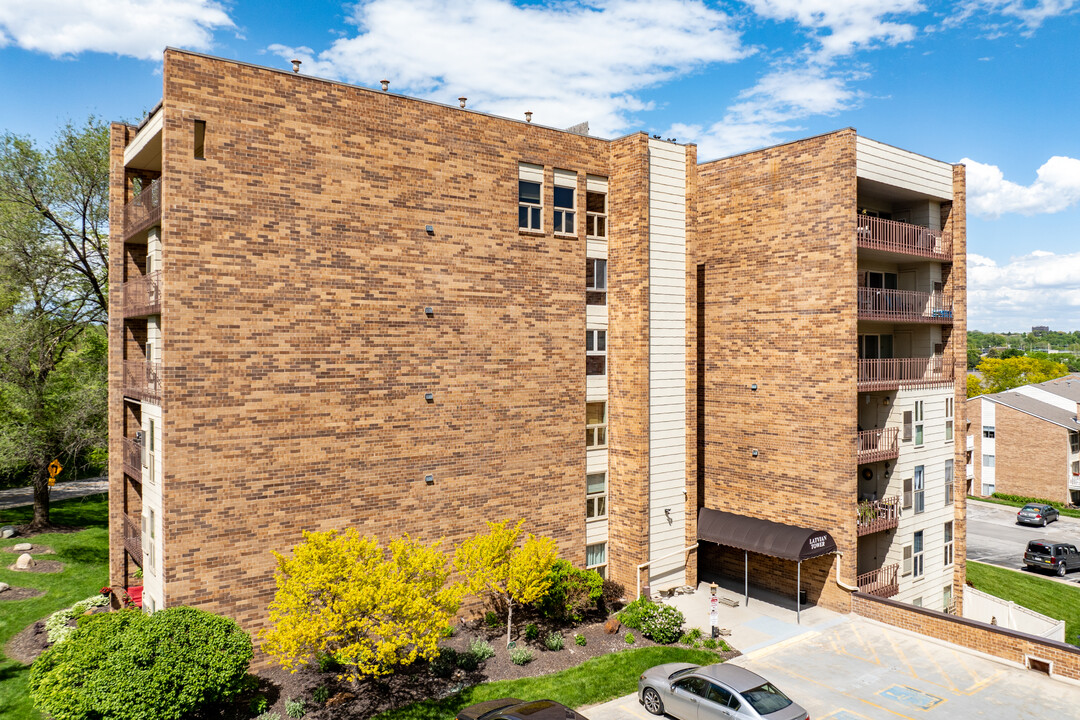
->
0, 477, 107, 511
966, 498, 1080, 586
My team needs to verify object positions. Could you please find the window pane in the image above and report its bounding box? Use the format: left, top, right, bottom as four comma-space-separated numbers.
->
586, 331, 594, 352
596, 427, 606, 445
554, 186, 574, 209
586, 542, 606, 566
596, 496, 606, 517
595, 259, 606, 288
596, 331, 605, 351
586, 402, 605, 425
914, 531, 923, 553
586, 355, 606, 375
531, 207, 540, 228
596, 215, 606, 237
587, 472, 606, 494
915, 425, 923, 445
945, 522, 953, 542
519, 180, 540, 204
565, 211, 574, 228
586, 259, 596, 288
586, 498, 596, 518
519, 206, 528, 227
587, 191, 605, 213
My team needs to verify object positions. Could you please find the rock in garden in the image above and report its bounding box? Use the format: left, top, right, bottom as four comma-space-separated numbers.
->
15, 553, 35, 569
325, 692, 355, 708
604, 617, 621, 634
0, 526, 15, 539
13, 543, 31, 552
0, 582, 9, 593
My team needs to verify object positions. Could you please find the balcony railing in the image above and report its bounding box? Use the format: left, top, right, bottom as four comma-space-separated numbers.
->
123, 513, 142, 564
966, 464, 974, 480
857, 288, 952, 324
857, 215, 951, 260
857, 496, 901, 536
857, 563, 899, 598
124, 178, 162, 239
1070, 474, 1080, 491
858, 357, 950, 391
124, 360, 161, 404
122, 437, 142, 481
123, 270, 161, 318
857, 427, 899, 464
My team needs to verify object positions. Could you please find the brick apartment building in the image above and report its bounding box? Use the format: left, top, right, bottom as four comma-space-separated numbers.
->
109, 49, 967, 633
967, 374, 1080, 505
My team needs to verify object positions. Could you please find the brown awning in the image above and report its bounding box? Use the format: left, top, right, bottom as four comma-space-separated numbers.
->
697, 508, 837, 561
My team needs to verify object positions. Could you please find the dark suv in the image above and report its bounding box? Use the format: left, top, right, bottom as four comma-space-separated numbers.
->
1024, 540, 1080, 576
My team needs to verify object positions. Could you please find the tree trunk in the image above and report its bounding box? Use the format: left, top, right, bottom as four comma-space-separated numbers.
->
29, 469, 51, 530
506, 600, 513, 647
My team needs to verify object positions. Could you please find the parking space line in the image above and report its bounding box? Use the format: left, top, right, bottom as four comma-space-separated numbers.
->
756, 661, 919, 720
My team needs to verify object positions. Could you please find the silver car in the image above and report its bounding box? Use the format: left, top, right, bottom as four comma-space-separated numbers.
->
638, 662, 809, 720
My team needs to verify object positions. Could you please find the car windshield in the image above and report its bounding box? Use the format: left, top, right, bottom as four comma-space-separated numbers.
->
1027, 542, 1052, 554
669, 667, 698, 681
1021, 505, 1042, 512
741, 683, 792, 715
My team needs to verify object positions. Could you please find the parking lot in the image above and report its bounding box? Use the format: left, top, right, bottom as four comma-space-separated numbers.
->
967, 499, 1080, 585
585, 616, 1078, 720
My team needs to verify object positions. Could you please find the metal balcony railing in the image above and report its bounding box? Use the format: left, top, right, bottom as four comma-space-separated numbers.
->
123, 513, 142, 564
857, 215, 951, 260
858, 357, 950, 391
857, 563, 899, 598
123, 270, 161, 318
857, 427, 899, 464
123, 178, 162, 239
857, 287, 953, 323
124, 360, 161, 404
856, 496, 901, 536
122, 437, 142, 481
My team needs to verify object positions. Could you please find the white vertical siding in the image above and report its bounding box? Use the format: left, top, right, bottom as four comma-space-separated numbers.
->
856, 137, 953, 200
141, 402, 165, 610
647, 140, 687, 589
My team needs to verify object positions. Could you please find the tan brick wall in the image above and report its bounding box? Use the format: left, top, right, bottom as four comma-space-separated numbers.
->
948, 163, 968, 613
853, 592, 1080, 681
694, 130, 859, 613
995, 404, 1070, 504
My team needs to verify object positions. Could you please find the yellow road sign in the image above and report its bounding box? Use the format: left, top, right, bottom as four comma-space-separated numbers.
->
48, 459, 63, 478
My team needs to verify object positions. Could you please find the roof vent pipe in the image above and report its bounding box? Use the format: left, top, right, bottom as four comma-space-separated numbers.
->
525, 111, 533, 123
458, 97, 467, 108
291, 59, 301, 73
380, 79, 389, 92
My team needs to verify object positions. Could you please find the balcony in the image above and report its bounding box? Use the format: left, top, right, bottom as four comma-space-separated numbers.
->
857, 288, 952, 324
123, 513, 142, 564
966, 435, 974, 451
124, 178, 161, 240
857, 215, 951, 260
122, 437, 142, 481
1070, 474, 1080, 491
857, 563, 899, 599
858, 357, 950, 392
857, 496, 901, 536
124, 360, 161, 404
966, 464, 974, 480
858, 427, 899, 464
123, 270, 161, 318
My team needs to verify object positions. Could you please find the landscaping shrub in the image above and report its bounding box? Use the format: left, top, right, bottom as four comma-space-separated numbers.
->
484, 610, 501, 628
616, 597, 652, 630
255, 713, 281, 720
315, 652, 340, 673
441, 624, 456, 638
32, 607, 253, 720
509, 647, 534, 665
624, 632, 635, 644
455, 651, 480, 672
641, 604, 684, 644
313, 686, 329, 704
992, 492, 1065, 509
679, 628, 704, 646
285, 696, 306, 718
251, 695, 270, 715
702, 638, 718, 650
43, 595, 110, 644
430, 648, 458, 678
524, 623, 539, 641
537, 560, 603, 621
575, 633, 587, 647
468, 637, 495, 661
600, 578, 626, 611
544, 631, 564, 651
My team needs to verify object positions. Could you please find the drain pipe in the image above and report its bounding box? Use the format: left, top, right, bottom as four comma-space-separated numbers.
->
636, 543, 699, 599
833, 551, 858, 592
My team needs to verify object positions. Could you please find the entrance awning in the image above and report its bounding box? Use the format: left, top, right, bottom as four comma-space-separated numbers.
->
697, 508, 837, 561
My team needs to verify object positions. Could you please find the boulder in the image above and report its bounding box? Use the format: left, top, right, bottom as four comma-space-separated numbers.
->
15, 553, 35, 569
0, 582, 9, 593
12, 543, 31, 552
604, 617, 621, 634
0, 526, 15, 539
325, 692, 355, 708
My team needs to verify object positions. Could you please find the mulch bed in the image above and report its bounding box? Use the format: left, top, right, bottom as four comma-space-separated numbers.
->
4, 606, 109, 665
0, 544, 55, 555
0, 586, 46, 602
10, 524, 85, 538
7, 559, 64, 573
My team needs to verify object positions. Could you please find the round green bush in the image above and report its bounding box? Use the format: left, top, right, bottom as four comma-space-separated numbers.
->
537, 560, 603, 621
641, 603, 684, 644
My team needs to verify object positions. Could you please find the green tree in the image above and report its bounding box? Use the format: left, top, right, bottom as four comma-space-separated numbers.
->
263, 529, 462, 684
974, 356, 1068, 396
454, 519, 558, 646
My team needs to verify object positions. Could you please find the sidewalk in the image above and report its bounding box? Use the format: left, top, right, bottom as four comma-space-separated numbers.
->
0, 477, 107, 510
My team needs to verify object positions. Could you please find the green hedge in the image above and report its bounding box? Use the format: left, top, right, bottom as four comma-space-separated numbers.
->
992, 492, 1065, 509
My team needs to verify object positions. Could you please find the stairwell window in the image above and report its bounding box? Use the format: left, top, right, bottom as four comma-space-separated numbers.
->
586, 542, 607, 578
944, 521, 954, 566
586, 472, 607, 520
914, 400, 924, 446
903, 477, 913, 510
586, 330, 606, 376
913, 530, 924, 578
914, 466, 925, 514
518, 163, 543, 231
586, 402, 607, 448
903, 411, 913, 441
586, 258, 607, 305
586, 175, 608, 238
945, 459, 954, 504
945, 397, 953, 441
1070, 432, 1079, 453
903, 544, 912, 576
983, 454, 995, 468
553, 169, 576, 235
983, 426, 995, 439
193, 120, 206, 159
148, 508, 156, 574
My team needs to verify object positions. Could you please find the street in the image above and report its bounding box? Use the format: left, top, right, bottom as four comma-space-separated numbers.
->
966, 498, 1080, 585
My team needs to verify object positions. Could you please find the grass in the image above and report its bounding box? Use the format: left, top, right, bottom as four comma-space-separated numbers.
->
967, 495, 1080, 519
967, 561, 1080, 646
373, 646, 724, 720
0, 493, 110, 719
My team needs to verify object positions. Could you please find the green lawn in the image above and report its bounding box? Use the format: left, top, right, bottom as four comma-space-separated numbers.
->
0, 493, 110, 719
967, 561, 1080, 646
967, 495, 1080, 519
374, 646, 724, 720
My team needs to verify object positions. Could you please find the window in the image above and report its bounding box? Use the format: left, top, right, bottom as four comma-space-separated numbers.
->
913, 530, 924, 578
586, 402, 607, 448
903, 411, 913, 442
706, 684, 740, 710
586, 258, 607, 305
914, 400, 924, 422
858, 333, 893, 359
1073, 460, 1080, 476
148, 508, 156, 574
912, 597, 923, 608
944, 521, 954, 566
518, 163, 543, 231
914, 401, 924, 446
146, 595, 156, 613
945, 397, 953, 418
983, 426, 995, 439
903, 544, 913, 576
586, 190, 607, 238
586, 330, 606, 376
586, 542, 607, 577
147, 418, 156, 485
983, 454, 995, 468
945, 459, 954, 504
553, 170, 576, 234
1071, 432, 1079, 454
943, 585, 953, 613
193, 119, 205, 159
903, 477, 912, 510
914, 466, 925, 514
945, 418, 953, 441
586, 472, 607, 520
674, 676, 708, 696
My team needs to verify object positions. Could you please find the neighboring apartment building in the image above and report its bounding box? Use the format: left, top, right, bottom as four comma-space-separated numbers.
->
968, 374, 1080, 505
108, 49, 966, 634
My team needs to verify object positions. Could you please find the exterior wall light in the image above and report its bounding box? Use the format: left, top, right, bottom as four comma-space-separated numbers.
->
752, 449, 759, 457
751, 383, 758, 391
425, 392, 434, 402
425, 225, 434, 234
424, 307, 434, 316
424, 474, 434, 484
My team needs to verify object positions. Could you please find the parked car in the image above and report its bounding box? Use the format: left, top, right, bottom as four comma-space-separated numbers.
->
1024, 540, 1080, 577
639, 662, 809, 720
1017, 503, 1059, 527
456, 698, 589, 720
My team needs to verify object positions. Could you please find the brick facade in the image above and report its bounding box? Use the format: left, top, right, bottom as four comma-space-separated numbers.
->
992, 404, 1069, 503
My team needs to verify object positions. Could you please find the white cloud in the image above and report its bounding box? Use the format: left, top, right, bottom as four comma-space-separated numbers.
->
955, 0, 1078, 33
269, 0, 748, 137
745, 0, 925, 59
968, 250, 1080, 330
962, 156, 1080, 218
0, 0, 233, 60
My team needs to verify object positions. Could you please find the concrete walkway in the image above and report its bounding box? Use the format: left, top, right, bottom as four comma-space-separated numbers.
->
0, 477, 107, 510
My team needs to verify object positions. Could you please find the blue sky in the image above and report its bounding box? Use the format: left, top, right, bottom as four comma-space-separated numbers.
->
2, 0, 1079, 331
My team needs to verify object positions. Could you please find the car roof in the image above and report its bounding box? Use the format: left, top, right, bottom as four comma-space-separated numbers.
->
1022, 503, 1050, 508
695, 663, 767, 692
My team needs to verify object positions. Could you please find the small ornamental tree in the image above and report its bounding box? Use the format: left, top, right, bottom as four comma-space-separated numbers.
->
454, 519, 558, 646
262, 529, 462, 684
